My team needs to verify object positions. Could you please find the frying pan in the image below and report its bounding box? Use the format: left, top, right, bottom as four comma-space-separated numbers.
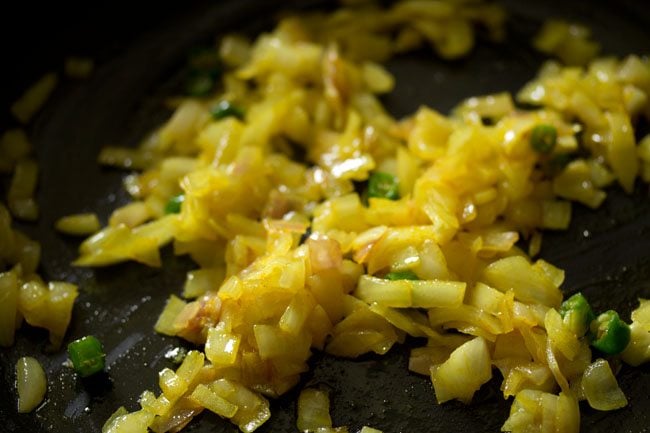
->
1, 1, 649, 432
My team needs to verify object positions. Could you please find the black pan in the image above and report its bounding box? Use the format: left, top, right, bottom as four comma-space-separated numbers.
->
1, 1, 649, 432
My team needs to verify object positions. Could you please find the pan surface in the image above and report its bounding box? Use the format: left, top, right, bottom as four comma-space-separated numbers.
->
1, 1, 649, 432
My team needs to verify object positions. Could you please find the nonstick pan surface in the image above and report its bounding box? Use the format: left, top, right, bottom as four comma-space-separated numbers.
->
1, 1, 649, 432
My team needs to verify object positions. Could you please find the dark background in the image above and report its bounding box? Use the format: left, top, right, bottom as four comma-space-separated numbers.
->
0, 1, 649, 432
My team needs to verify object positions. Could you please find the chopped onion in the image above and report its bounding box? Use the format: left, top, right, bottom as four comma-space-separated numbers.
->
430, 337, 492, 404
297, 388, 332, 431
16, 356, 47, 413
581, 358, 627, 411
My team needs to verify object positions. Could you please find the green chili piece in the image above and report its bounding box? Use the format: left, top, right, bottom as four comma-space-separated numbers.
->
211, 101, 245, 120
368, 172, 400, 200
385, 270, 419, 281
185, 48, 222, 97
590, 310, 631, 355
559, 292, 596, 337
165, 194, 185, 215
67, 336, 106, 378
530, 124, 557, 154
185, 71, 215, 97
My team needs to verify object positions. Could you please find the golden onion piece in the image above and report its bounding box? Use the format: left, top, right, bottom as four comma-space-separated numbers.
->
55, 213, 101, 236
102, 408, 154, 433
18, 281, 78, 350
213, 379, 271, 433
533, 20, 599, 66
501, 390, 579, 433
631, 298, 650, 329
189, 384, 238, 418
297, 388, 333, 432
581, 359, 628, 411
482, 256, 562, 308
430, 336, 492, 404
8, 159, 39, 221
16, 356, 47, 413
621, 299, 650, 366
11, 72, 58, 124
621, 322, 650, 367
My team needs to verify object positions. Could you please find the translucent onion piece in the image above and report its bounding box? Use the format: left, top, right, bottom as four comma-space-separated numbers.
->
16, 356, 47, 413
430, 337, 492, 404
297, 388, 332, 432
55, 213, 101, 236
582, 359, 628, 411
621, 322, 650, 366
102, 409, 155, 433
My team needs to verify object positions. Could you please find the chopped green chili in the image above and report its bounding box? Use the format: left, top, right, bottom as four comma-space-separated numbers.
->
165, 194, 185, 215
67, 335, 106, 377
185, 48, 222, 97
530, 124, 557, 154
559, 292, 596, 337
385, 270, 419, 281
211, 101, 245, 120
368, 172, 400, 200
185, 72, 215, 97
590, 310, 631, 355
